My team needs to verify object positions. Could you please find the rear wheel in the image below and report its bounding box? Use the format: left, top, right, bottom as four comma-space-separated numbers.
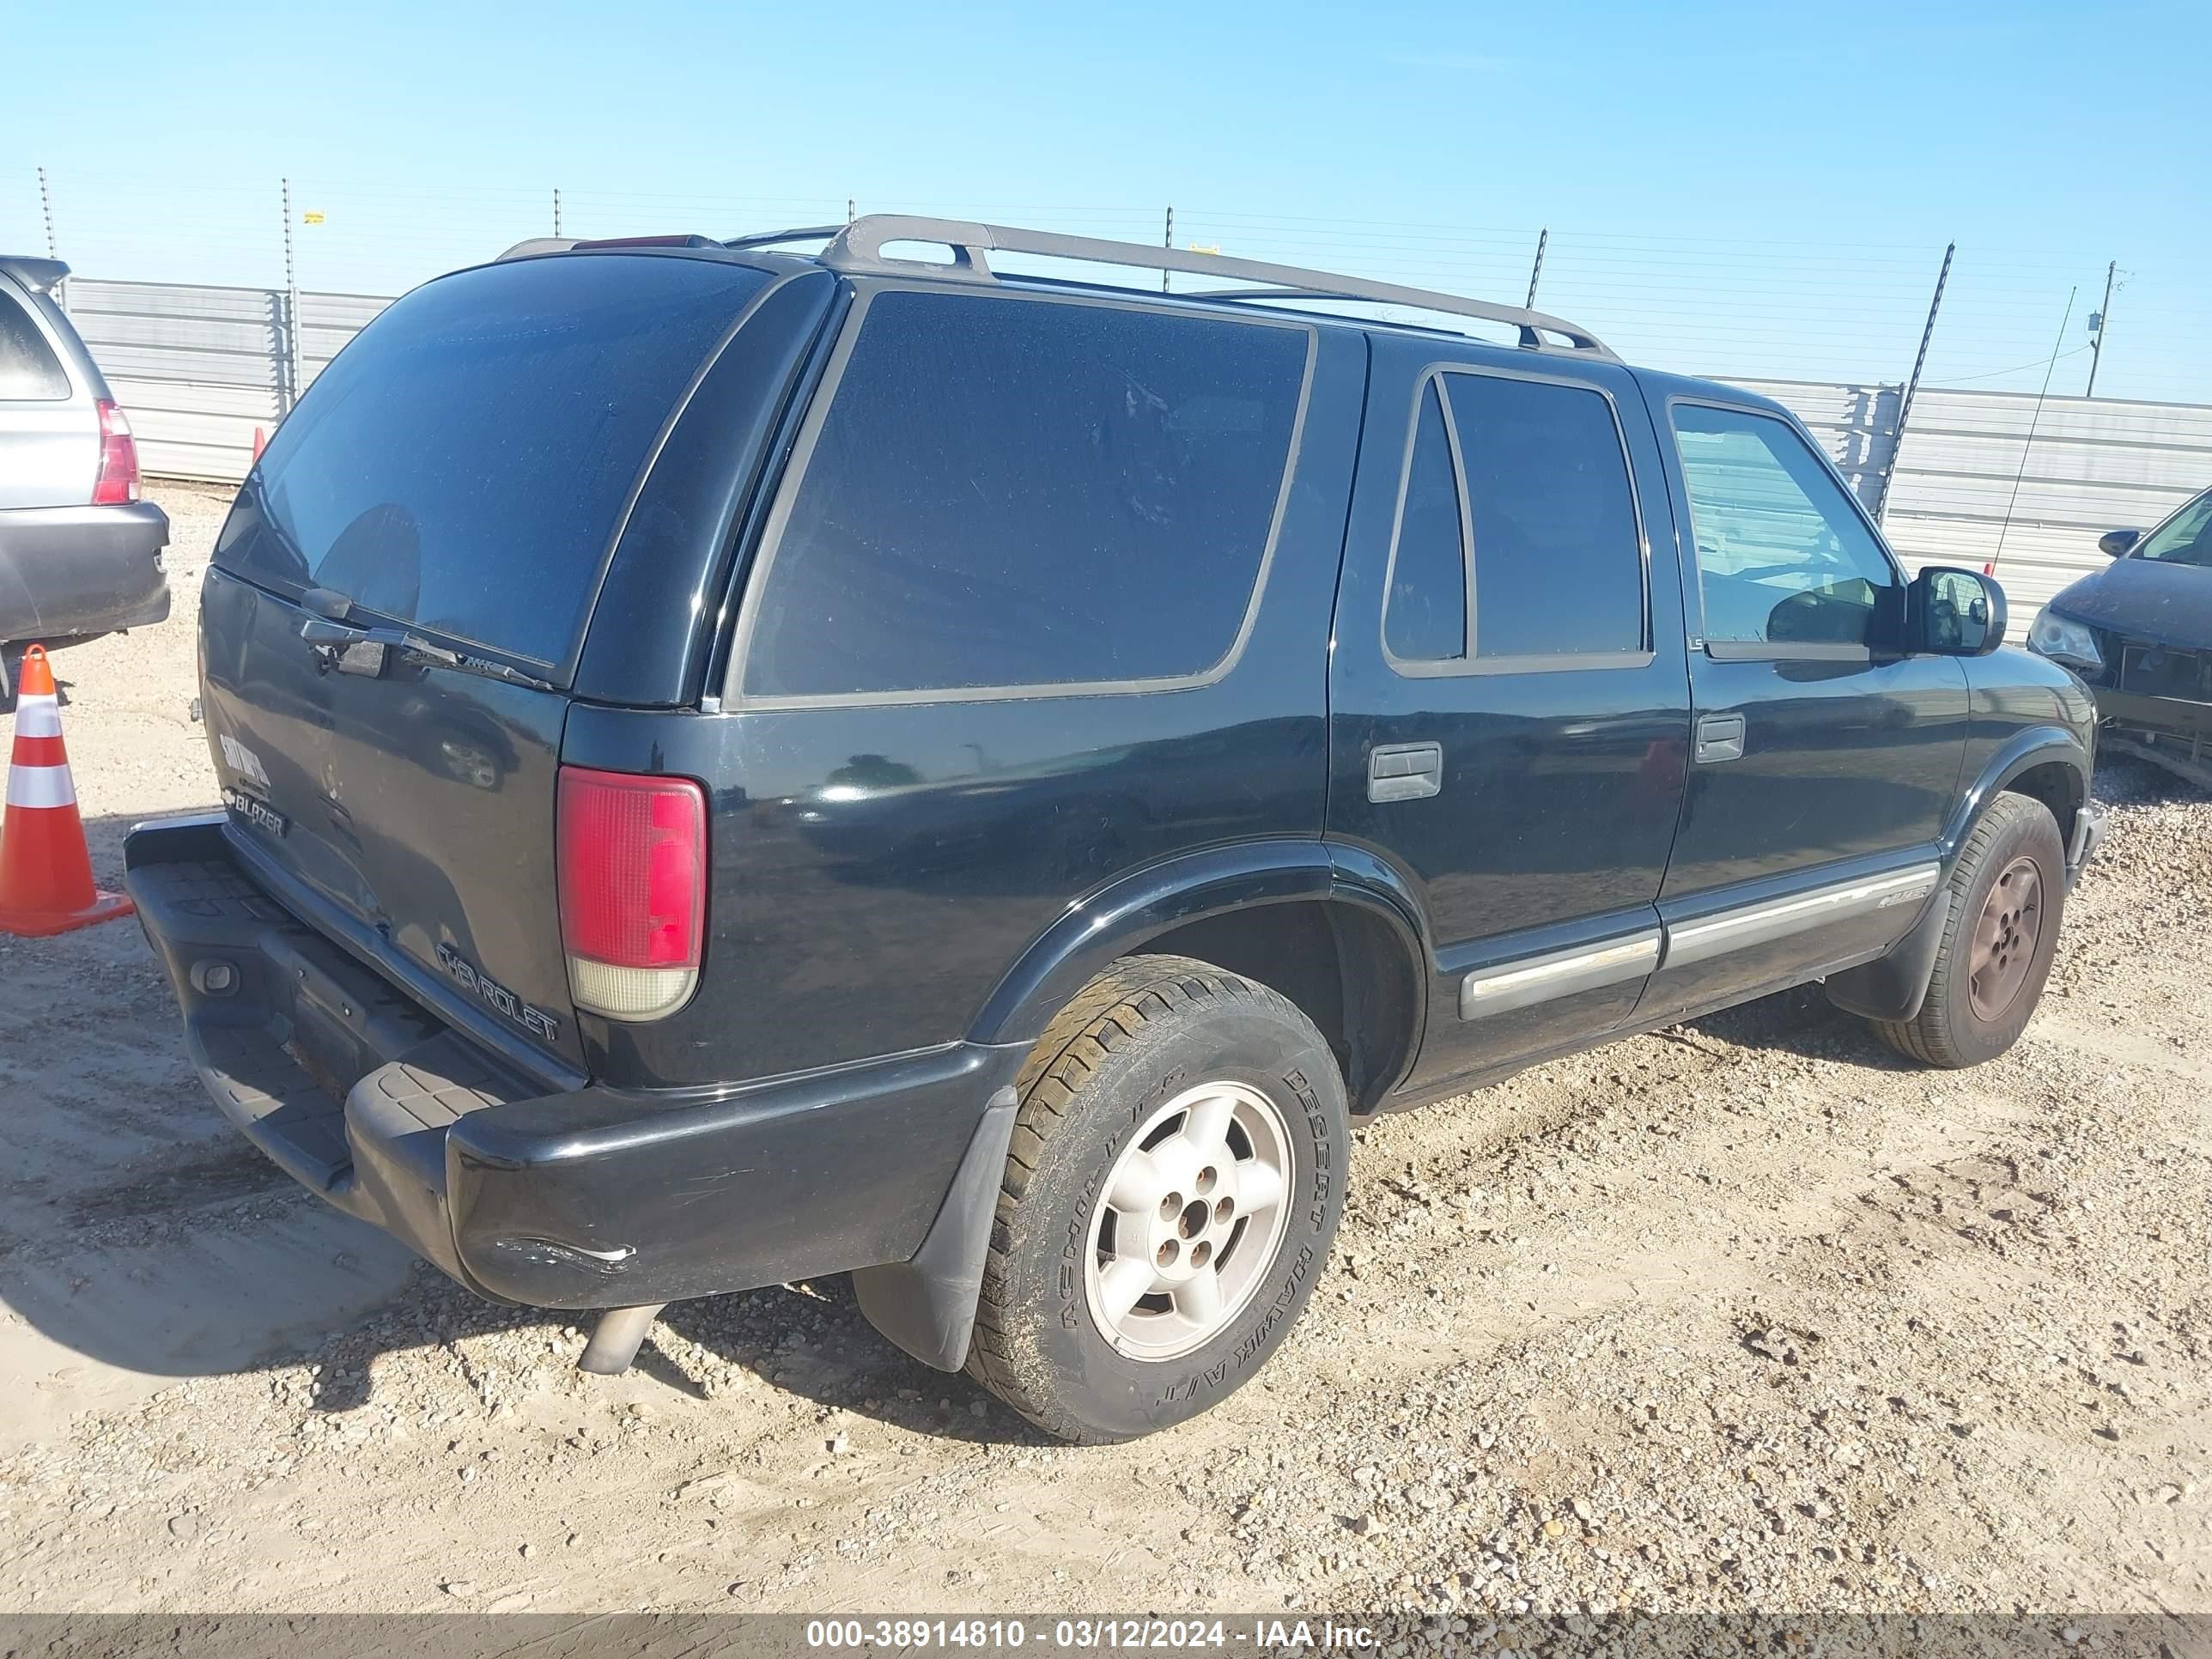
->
966, 955, 1348, 1443
1872, 793, 2065, 1068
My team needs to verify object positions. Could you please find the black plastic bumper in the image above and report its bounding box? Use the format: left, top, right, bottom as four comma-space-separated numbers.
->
2093, 685, 2212, 743
0, 500, 171, 642
124, 813, 1024, 1311
2068, 798, 2109, 884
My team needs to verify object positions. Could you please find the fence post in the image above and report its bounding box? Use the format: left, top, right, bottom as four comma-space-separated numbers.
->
1873, 240, 1954, 524
36, 167, 63, 309
1162, 205, 1174, 294
1524, 227, 1547, 310
553, 187, 563, 237
279, 177, 302, 416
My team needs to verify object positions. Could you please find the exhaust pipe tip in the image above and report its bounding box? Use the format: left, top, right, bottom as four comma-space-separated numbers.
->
577, 1304, 666, 1376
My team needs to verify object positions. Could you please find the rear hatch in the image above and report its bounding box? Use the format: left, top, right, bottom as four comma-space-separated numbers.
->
198, 252, 772, 1074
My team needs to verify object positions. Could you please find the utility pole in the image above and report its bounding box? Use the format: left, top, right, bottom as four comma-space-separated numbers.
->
1873, 240, 1954, 523
553, 188, 562, 237
847, 198, 855, 226
1524, 227, 1547, 310
280, 177, 301, 416
2085, 259, 2116, 398
1162, 205, 1174, 293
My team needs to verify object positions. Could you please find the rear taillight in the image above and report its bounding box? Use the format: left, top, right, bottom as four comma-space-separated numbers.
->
556, 766, 707, 1021
92, 399, 140, 505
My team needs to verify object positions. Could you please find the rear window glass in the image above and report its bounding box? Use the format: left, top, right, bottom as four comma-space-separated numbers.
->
215, 254, 768, 669
0, 291, 70, 400
739, 289, 1310, 700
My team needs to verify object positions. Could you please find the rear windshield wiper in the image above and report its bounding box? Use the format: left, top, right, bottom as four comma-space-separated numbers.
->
297, 614, 559, 693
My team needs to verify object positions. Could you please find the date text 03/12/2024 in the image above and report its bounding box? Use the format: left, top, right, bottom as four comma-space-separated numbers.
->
803, 1619, 1380, 1650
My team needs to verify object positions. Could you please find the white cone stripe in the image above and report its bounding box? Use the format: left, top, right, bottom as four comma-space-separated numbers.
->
14, 697, 62, 738
7, 763, 76, 810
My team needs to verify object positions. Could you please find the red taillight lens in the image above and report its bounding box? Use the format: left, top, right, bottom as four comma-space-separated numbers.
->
92, 400, 140, 505
556, 766, 707, 1020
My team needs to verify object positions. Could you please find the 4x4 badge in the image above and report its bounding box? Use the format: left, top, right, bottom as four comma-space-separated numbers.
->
435, 942, 561, 1042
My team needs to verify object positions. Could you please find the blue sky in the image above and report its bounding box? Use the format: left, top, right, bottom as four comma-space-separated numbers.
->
7, 0, 2208, 399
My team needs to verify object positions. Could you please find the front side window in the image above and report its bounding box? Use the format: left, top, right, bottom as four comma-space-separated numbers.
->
0, 291, 70, 400
741, 290, 1310, 700
2135, 490, 2212, 568
1672, 404, 1899, 649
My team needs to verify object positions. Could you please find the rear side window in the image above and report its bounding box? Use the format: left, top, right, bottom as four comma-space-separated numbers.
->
1382, 368, 1645, 668
0, 291, 70, 400
740, 290, 1310, 700
1445, 374, 1644, 658
1383, 382, 1468, 662
215, 254, 769, 670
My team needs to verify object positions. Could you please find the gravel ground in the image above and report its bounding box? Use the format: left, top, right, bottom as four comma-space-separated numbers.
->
0, 483, 2207, 1642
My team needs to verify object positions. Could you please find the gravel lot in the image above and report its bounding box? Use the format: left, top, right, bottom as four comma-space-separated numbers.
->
1, 483, 2207, 1638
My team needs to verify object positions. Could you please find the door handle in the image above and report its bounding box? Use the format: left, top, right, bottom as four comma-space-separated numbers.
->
1694, 713, 1746, 764
1368, 741, 1443, 802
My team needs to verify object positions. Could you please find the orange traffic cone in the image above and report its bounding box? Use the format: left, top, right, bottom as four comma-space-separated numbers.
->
0, 646, 133, 937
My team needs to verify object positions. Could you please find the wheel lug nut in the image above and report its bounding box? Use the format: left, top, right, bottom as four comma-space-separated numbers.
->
1214, 1197, 1235, 1224
1189, 1240, 1212, 1269
1156, 1239, 1179, 1268
1195, 1166, 1218, 1195
1158, 1193, 1182, 1223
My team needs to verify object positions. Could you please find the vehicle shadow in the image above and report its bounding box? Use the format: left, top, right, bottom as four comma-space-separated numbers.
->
1676, 981, 1922, 1071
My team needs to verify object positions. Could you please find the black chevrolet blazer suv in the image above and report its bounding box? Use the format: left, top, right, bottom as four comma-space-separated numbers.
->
128, 218, 2107, 1442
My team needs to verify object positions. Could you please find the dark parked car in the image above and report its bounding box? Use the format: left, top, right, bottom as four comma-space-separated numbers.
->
2027, 485, 2212, 790
127, 219, 2106, 1443
0, 256, 170, 699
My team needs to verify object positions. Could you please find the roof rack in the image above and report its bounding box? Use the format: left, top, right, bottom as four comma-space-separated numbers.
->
783, 216, 1613, 359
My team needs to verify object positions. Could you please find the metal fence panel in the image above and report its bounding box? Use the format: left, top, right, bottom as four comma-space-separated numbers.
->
1881, 387, 2212, 631
62, 277, 2212, 644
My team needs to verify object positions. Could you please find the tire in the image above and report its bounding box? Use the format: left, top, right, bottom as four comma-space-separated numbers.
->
1872, 793, 2066, 1069
966, 954, 1350, 1443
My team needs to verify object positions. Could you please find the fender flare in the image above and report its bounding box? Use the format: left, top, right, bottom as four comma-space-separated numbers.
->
1939, 726, 2090, 860
966, 836, 1431, 1054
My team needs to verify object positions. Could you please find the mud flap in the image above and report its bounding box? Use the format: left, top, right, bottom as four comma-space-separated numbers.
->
1824, 888, 1954, 1024
850, 1086, 1019, 1372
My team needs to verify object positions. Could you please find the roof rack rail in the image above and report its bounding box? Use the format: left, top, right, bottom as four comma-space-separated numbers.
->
721, 224, 849, 251
790, 216, 1613, 358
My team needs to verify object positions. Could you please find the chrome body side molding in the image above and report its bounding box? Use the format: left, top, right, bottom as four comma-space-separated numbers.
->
1459, 929, 1661, 1021
1661, 863, 1941, 969
1457, 862, 1942, 1021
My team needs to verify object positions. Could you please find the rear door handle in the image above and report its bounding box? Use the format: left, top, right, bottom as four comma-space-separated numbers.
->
1694, 713, 1746, 764
1368, 741, 1443, 802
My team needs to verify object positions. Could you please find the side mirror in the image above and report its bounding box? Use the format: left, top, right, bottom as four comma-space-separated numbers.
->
1910, 566, 2007, 657
2099, 527, 2142, 558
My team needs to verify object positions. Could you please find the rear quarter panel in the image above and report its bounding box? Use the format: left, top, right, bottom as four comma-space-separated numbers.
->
557, 325, 1370, 1089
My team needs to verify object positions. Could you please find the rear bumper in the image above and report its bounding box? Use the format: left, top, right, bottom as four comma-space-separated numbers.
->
124, 813, 1022, 1310
0, 501, 171, 642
